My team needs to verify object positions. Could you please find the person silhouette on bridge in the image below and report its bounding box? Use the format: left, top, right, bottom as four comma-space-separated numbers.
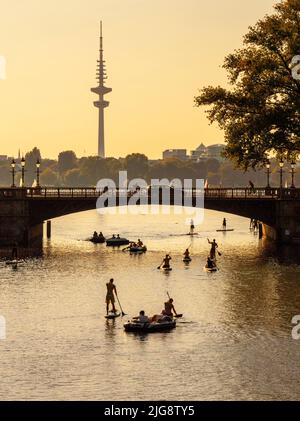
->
249, 180, 255, 194
11, 242, 18, 260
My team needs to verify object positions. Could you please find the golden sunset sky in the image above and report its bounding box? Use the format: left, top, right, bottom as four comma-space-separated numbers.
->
0, 0, 276, 159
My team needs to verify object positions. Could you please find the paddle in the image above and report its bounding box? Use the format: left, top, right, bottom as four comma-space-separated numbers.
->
166, 291, 183, 318
116, 295, 126, 317
157, 260, 164, 270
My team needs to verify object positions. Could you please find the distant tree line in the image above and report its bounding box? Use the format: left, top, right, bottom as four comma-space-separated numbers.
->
0, 147, 298, 188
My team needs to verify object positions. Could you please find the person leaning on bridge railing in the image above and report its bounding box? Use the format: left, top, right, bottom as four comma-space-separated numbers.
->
248, 180, 256, 194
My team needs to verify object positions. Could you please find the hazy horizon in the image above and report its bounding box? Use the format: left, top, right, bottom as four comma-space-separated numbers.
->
0, 0, 276, 159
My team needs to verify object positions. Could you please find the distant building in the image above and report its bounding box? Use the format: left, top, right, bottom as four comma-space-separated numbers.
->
190, 143, 207, 161
162, 143, 225, 162
190, 143, 225, 162
163, 149, 187, 160
206, 144, 225, 161
0, 155, 7, 161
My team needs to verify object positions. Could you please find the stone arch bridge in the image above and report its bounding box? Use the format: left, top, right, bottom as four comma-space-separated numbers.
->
0, 187, 299, 254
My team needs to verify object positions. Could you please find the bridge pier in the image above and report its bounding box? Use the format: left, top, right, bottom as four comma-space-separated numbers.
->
0, 190, 43, 257
262, 201, 300, 244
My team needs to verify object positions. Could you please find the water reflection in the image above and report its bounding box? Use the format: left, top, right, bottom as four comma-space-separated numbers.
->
258, 239, 300, 264
0, 210, 299, 400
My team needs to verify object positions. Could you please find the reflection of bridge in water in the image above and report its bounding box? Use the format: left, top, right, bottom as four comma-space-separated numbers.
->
0, 187, 300, 255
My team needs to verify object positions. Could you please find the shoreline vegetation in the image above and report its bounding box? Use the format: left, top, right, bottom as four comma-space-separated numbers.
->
1, 148, 298, 188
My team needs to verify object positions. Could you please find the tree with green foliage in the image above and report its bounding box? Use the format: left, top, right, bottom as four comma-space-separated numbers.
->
195, 0, 300, 169
124, 153, 149, 179
58, 151, 78, 175
25, 147, 42, 185
40, 167, 58, 186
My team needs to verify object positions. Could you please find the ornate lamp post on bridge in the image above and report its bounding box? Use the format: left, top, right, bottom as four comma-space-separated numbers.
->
266, 160, 271, 189
10, 159, 16, 188
36, 159, 41, 188
290, 161, 296, 189
279, 159, 284, 189
21, 157, 26, 188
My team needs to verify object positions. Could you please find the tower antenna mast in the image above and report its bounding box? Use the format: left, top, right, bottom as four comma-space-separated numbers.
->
91, 21, 112, 158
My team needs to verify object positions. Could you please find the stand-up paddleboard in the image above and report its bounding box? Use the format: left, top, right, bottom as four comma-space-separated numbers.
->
204, 266, 218, 273
216, 229, 234, 232
160, 267, 172, 272
5, 259, 25, 266
183, 258, 192, 263
105, 311, 121, 320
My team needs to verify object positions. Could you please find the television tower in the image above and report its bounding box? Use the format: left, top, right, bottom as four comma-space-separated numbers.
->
91, 21, 112, 158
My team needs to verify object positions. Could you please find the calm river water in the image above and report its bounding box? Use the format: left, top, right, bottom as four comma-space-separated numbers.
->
0, 208, 299, 400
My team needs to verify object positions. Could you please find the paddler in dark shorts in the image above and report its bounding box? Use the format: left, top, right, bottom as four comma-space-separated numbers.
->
106, 278, 117, 315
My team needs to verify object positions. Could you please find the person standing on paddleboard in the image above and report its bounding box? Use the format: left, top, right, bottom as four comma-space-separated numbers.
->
190, 219, 195, 235
222, 218, 227, 230
207, 238, 218, 260
106, 278, 117, 315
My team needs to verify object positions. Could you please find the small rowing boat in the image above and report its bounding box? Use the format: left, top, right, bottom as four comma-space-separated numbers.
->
129, 246, 147, 253
106, 237, 130, 247
124, 318, 176, 333
89, 237, 106, 244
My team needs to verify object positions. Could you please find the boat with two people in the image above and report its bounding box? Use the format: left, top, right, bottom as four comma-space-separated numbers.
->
90, 231, 106, 244
123, 239, 147, 253
106, 234, 130, 247
124, 313, 176, 333
124, 297, 180, 333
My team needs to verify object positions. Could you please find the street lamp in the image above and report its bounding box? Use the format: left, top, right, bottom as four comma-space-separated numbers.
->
279, 159, 284, 189
266, 160, 271, 189
291, 161, 296, 189
21, 157, 25, 187
11, 159, 16, 188
36, 159, 41, 188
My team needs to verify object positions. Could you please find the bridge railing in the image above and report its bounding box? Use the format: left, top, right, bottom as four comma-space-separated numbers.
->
1, 187, 300, 200
23, 186, 300, 199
